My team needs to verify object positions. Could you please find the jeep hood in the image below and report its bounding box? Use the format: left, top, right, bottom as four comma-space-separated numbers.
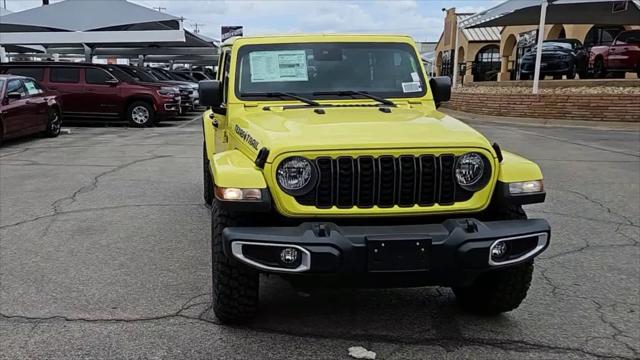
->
232, 106, 493, 161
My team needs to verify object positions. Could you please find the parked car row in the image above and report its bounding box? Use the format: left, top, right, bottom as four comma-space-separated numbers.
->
519, 30, 639, 80
0, 62, 209, 145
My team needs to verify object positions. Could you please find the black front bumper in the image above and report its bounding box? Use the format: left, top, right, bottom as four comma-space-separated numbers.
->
222, 218, 550, 287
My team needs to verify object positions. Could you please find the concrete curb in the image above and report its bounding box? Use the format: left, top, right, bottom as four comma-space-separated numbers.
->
441, 108, 640, 132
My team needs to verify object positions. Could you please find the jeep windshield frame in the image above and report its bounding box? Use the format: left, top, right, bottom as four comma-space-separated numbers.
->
234, 42, 427, 102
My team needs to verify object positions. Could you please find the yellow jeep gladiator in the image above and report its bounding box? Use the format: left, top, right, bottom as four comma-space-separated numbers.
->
199, 34, 550, 324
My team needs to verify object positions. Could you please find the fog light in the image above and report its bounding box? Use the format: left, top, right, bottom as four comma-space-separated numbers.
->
280, 248, 299, 264
491, 241, 508, 260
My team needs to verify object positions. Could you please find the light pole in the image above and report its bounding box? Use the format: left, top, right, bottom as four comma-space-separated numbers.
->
532, 0, 548, 94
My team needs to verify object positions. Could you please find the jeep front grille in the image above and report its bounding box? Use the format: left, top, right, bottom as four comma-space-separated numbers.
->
295, 155, 474, 209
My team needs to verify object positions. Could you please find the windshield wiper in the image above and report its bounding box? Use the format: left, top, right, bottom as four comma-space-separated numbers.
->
313, 90, 395, 106
241, 92, 320, 107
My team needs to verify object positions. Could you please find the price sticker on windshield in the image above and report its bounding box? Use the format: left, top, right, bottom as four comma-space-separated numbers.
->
250, 50, 309, 83
402, 82, 422, 93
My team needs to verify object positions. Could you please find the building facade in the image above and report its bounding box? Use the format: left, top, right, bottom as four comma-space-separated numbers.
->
434, 8, 639, 82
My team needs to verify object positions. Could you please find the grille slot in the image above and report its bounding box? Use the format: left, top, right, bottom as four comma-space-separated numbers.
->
297, 154, 475, 209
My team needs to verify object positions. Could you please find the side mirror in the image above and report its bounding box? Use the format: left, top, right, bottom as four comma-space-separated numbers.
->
429, 76, 451, 108
105, 79, 119, 86
6, 92, 22, 100
199, 80, 222, 108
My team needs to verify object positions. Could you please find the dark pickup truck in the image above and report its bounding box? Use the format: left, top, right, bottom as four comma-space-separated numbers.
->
589, 30, 640, 78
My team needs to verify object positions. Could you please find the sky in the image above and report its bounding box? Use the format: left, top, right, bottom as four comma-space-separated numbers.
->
3, 0, 502, 42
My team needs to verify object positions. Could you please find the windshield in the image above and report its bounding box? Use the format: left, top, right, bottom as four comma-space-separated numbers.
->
120, 67, 158, 82
537, 42, 574, 50
236, 42, 426, 100
148, 68, 172, 81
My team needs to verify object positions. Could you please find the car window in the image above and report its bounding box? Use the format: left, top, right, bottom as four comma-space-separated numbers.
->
23, 79, 44, 96
86, 68, 115, 84
6, 79, 26, 97
615, 31, 640, 45
50, 67, 80, 83
193, 72, 207, 81
7, 67, 45, 81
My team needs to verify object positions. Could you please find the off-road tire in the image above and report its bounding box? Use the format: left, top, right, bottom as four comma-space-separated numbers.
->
127, 101, 155, 127
453, 260, 534, 315
44, 107, 62, 137
203, 143, 214, 205
211, 198, 259, 324
454, 204, 533, 314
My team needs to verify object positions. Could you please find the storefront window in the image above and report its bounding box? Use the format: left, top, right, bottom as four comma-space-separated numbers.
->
473, 45, 500, 82
440, 50, 454, 78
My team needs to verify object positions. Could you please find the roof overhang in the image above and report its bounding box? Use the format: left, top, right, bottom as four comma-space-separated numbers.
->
0, 30, 186, 46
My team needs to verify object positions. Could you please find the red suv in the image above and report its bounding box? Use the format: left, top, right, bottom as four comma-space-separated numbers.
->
0, 74, 62, 145
0, 62, 181, 127
589, 30, 640, 78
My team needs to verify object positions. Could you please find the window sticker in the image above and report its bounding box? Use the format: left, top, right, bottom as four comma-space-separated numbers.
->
24, 81, 39, 95
402, 81, 422, 93
410, 72, 420, 82
249, 50, 308, 82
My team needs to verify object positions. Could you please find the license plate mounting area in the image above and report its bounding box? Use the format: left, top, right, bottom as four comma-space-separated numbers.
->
366, 235, 431, 272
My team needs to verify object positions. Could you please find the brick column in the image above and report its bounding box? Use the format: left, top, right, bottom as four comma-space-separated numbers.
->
463, 61, 474, 83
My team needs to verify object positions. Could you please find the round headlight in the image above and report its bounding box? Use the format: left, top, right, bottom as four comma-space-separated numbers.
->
455, 153, 487, 190
276, 156, 316, 195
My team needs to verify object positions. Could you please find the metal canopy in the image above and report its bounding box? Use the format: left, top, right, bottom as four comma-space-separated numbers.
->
0, 0, 185, 45
461, 0, 640, 28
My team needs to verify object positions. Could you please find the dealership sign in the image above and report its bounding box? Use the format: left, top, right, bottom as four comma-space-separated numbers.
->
221, 26, 243, 42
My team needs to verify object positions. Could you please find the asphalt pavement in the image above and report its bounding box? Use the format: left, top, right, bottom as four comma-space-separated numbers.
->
0, 112, 638, 359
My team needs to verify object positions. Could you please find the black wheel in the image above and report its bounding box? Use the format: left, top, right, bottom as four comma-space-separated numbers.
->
593, 58, 606, 78
552, 74, 562, 80
454, 205, 533, 314
44, 107, 62, 137
453, 260, 534, 315
211, 198, 259, 324
203, 143, 214, 205
127, 101, 155, 127
566, 65, 577, 79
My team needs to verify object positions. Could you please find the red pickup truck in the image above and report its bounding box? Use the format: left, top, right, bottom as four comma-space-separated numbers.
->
589, 30, 640, 78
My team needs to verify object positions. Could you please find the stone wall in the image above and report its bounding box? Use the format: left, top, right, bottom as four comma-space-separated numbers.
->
443, 92, 640, 122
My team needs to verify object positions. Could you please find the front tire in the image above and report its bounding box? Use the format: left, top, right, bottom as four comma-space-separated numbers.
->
211, 199, 259, 324
127, 101, 155, 127
454, 204, 533, 314
593, 58, 607, 78
566, 65, 577, 79
44, 107, 62, 137
453, 261, 534, 315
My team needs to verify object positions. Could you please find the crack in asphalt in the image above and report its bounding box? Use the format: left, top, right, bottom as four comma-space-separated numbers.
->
0, 159, 114, 167
1, 308, 635, 359
0, 147, 32, 158
558, 188, 638, 227
530, 209, 640, 228
591, 299, 640, 358
0, 203, 205, 231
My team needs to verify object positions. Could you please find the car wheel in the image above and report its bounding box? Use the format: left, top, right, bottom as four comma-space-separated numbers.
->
127, 101, 155, 127
567, 65, 577, 79
203, 143, 214, 205
44, 107, 62, 137
593, 58, 606, 78
453, 260, 534, 315
211, 198, 259, 324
